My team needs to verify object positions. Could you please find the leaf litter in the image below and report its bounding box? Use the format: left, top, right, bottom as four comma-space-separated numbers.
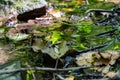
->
0, 0, 120, 79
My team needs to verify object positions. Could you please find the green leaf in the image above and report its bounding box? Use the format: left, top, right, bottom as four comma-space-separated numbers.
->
74, 43, 87, 50
50, 31, 63, 44
32, 39, 69, 59
0, 28, 5, 38
78, 26, 91, 33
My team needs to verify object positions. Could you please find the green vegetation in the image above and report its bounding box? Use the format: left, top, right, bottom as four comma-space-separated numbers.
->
0, 0, 120, 80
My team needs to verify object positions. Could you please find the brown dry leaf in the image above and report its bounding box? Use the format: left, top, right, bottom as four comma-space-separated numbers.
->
94, 66, 104, 72
105, 0, 120, 4
106, 50, 120, 59
32, 30, 45, 37
93, 58, 110, 66
105, 50, 120, 65
35, 15, 54, 24
100, 53, 111, 59
76, 51, 120, 73
93, 51, 120, 66
0, 21, 2, 26
15, 23, 33, 33
32, 38, 47, 52
6, 28, 29, 41
102, 65, 111, 73
65, 75, 75, 80
0, 16, 7, 26
0, 49, 12, 65
105, 71, 116, 79
76, 52, 95, 66
92, 52, 111, 66
93, 51, 120, 73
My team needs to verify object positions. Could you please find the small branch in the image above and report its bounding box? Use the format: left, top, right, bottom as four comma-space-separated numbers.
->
55, 58, 59, 68
0, 66, 92, 74
9, 46, 31, 54
86, 9, 113, 14
55, 73, 65, 80
94, 29, 117, 37
85, 0, 89, 5
26, 63, 36, 80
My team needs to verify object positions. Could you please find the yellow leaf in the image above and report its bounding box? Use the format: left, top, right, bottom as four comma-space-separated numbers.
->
65, 75, 75, 80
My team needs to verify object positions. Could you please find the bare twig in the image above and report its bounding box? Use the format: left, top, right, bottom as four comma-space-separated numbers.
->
26, 63, 36, 80
55, 58, 59, 68
85, 9, 113, 14
85, 0, 89, 5
55, 73, 65, 80
75, 40, 114, 55
0, 66, 92, 74
9, 46, 31, 54
94, 29, 117, 37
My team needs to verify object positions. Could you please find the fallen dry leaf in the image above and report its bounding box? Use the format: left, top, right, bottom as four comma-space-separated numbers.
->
76, 52, 94, 66
0, 16, 8, 26
48, 10, 64, 18
6, 27, 29, 41
105, 71, 116, 79
65, 75, 75, 80
0, 21, 3, 26
76, 50, 120, 74
0, 49, 12, 65
105, 0, 120, 4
